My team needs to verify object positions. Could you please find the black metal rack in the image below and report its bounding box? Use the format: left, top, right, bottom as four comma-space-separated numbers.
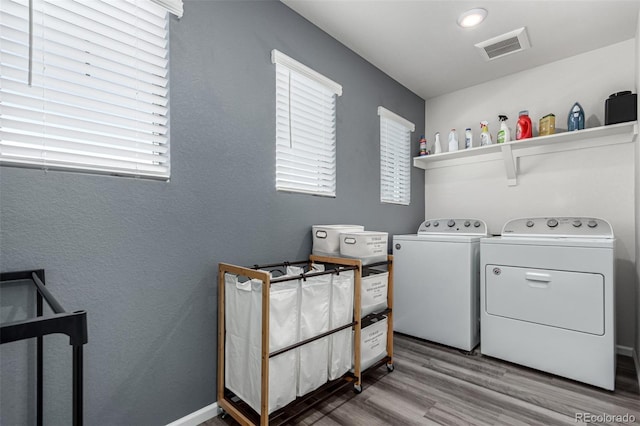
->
0, 269, 87, 426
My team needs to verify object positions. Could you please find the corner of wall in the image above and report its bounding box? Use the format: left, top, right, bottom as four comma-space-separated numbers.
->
635, 7, 640, 387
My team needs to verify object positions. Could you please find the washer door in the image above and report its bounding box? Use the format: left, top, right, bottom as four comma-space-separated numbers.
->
485, 265, 604, 335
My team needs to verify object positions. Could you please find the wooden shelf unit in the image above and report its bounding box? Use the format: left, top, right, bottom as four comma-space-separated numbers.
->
217, 255, 394, 426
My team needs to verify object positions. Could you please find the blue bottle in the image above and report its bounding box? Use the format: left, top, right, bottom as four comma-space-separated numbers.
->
567, 102, 585, 131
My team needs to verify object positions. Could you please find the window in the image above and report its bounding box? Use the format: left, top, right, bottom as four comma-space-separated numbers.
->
378, 106, 414, 205
0, 0, 176, 179
272, 49, 342, 196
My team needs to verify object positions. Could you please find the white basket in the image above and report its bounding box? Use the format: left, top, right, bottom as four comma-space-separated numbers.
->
339, 231, 388, 265
312, 225, 364, 257
359, 317, 388, 371
361, 272, 388, 317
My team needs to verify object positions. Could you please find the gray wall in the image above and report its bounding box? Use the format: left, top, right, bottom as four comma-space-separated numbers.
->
0, 1, 425, 424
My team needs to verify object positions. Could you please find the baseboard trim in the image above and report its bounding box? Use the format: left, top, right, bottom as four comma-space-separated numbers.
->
166, 402, 220, 426
616, 345, 634, 357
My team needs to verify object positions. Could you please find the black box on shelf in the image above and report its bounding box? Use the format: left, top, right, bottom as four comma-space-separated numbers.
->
605, 91, 637, 125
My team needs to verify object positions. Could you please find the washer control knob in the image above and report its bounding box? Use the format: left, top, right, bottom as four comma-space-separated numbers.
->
433, 221, 439, 227
572, 220, 582, 228
447, 220, 455, 227
473, 221, 481, 228
547, 219, 558, 228
588, 220, 598, 228
424, 221, 431, 227
464, 221, 470, 227
526, 220, 534, 228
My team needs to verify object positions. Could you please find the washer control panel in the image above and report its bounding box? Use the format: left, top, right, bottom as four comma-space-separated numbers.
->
501, 217, 613, 238
418, 219, 487, 236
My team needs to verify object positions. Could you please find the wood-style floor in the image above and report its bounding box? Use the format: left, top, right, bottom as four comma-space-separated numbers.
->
204, 333, 640, 426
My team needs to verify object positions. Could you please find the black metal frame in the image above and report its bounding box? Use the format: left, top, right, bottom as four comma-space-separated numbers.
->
0, 269, 87, 426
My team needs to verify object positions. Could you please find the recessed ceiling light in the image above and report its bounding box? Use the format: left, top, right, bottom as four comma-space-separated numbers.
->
458, 8, 488, 28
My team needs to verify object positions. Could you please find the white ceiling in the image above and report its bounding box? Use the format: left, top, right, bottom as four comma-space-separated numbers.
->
282, 1, 640, 100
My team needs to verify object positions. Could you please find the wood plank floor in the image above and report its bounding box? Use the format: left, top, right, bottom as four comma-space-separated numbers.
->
204, 333, 640, 426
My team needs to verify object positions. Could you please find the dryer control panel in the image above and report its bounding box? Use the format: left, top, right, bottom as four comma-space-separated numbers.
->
501, 217, 613, 238
418, 219, 487, 236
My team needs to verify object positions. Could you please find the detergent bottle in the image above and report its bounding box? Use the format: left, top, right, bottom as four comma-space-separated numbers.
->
480, 121, 492, 146
464, 128, 472, 149
516, 110, 532, 140
419, 135, 427, 156
448, 129, 459, 152
433, 132, 442, 154
497, 115, 510, 144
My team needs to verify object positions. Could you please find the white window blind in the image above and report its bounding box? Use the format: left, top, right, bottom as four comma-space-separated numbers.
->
0, 0, 170, 179
379, 106, 414, 205
272, 49, 342, 197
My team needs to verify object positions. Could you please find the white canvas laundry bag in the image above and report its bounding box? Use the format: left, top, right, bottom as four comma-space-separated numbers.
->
224, 272, 299, 414
328, 270, 354, 380
296, 266, 331, 396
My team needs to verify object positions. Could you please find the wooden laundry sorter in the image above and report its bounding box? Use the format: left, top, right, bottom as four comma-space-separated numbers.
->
217, 255, 394, 426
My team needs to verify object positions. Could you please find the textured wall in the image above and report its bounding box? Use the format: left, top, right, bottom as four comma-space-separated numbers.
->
0, 1, 425, 424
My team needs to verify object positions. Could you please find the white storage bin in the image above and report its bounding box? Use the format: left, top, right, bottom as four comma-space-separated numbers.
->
224, 272, 299, 415
328, 270, 354, 380
361, 272, 388, 317
312, 225, 364, 257
359, 317, 388, 371
339, 231, 388, 265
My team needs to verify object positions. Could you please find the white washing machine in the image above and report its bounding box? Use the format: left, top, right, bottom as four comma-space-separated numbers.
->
481, 217, 615, 390
393, 218, 487, 351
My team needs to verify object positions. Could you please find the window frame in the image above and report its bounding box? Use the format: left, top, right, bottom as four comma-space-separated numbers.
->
378, 106, 415, 206
0, 0, 171, 180
272, 49, 342, 197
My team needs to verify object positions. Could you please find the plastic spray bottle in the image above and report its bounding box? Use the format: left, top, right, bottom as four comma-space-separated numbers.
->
448, 129, 459, 152
497, 115, 510, 144
433, 132, 442, 154
480, 121, 492, 146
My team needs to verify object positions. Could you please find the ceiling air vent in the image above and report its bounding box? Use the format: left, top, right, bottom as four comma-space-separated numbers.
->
475, 27, 531, 61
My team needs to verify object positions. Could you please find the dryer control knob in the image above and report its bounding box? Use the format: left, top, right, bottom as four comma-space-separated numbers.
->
473, 221, 481, 228
588, 220, 598, 228
433, 221, 439, 227
447, 220, 455, 227
547, 219, 558, 228
526, 220, 534, 228
572, 220, 582, 227
464, 221, 471, 227
424, 222, 431, 227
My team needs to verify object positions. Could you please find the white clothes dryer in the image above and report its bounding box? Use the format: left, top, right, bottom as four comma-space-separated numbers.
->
481, 217, 615, 390
393, 219, 487, 351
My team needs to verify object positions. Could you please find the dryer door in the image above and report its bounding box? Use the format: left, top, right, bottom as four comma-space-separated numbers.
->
484, 265, 604, 335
